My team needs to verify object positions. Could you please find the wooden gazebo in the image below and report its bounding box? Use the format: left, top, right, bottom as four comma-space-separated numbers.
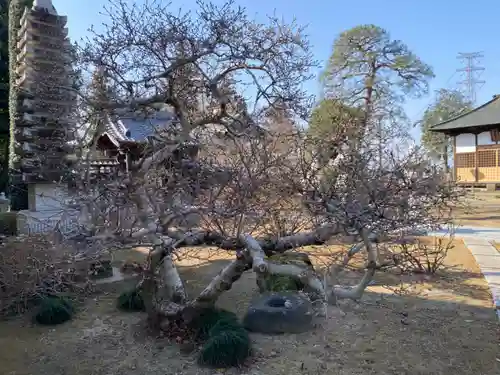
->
431, 94, 500, 189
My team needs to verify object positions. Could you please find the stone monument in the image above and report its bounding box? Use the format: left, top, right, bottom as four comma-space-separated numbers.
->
10, 0, 77, 234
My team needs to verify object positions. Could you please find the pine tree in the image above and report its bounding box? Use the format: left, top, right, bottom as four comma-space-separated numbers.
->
321, 25, 434, 138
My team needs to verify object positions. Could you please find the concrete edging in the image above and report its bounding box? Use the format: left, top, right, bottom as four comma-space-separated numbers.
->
462, 238, 500, 322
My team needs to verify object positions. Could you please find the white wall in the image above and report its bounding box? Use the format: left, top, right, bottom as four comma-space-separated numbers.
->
455, 133, 476, 153
477, 131, 496, 146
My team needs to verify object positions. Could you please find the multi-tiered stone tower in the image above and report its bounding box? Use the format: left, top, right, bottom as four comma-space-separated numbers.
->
10, 0, 76, 231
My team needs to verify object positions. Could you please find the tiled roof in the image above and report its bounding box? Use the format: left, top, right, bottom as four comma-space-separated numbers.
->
100, 108, 264, 145
104, 109, 175, 143
431, 95, 500, 132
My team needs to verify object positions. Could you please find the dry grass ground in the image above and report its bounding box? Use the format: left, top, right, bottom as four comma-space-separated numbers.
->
453, 191, 500, 227
0, 238, 499, 375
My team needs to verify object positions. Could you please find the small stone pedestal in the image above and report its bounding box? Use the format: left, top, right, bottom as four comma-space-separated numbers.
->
70, 256, 114, 282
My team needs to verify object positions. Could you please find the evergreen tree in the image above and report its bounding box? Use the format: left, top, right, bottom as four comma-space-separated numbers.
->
420, 89, 472, 172
321, 25, 434, 138
307, 99, 363, 167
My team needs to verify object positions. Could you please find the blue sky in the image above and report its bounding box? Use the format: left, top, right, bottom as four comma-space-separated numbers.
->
53, 0, 500, 139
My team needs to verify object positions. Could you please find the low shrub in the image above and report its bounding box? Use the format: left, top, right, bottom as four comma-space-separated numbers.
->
393, 236, 454, 274
208, 317, 243, 337
116, 288, 145, 312
191, 307, 239, 339
0, 212, 17, 236
34, 296, 75, 325
198, 328, 251, 368
0, 235, 91, 318
191, 308, 251, 368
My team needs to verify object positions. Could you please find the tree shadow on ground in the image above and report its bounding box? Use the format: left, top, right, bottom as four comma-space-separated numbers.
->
302, 238, 497, 308
0, 254, 499, 375
113, 244, 496, 316
364, 266, 493, 303
176, 256, 500, 375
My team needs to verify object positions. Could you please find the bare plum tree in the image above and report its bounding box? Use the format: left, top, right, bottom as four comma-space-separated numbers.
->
71, 0, 461, 329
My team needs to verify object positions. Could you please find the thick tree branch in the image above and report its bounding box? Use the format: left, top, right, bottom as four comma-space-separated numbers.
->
165, 223, 343, 255
241, 233, 327, 316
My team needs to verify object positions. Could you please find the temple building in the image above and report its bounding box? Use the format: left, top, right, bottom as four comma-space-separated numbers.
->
86, 108, 183, 176
10, 0, 77, 232
431, 94, 500, 190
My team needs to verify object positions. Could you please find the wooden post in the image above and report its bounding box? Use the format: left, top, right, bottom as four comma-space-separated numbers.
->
453, 135, 457, 182
475, 133, 478, 182
497, 149, 499, 182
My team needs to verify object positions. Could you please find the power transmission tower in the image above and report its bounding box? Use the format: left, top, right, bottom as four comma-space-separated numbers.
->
456, 52, 485, 104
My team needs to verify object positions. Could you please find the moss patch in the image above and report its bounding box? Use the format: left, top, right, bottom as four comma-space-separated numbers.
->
259, 252, 314, 292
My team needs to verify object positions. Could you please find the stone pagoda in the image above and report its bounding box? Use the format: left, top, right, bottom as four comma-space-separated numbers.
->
10, 0, 77, 233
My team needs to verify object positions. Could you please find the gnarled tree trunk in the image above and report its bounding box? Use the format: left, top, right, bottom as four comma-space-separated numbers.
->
134, 223, 379, 326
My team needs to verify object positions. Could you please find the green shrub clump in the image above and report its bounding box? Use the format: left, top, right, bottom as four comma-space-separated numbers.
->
199, 328, 251, 368
0, 212, 17, 235
116, 288, 145, 312
191, 308, 239, 339
34, 296, 75, 325
192, 308, 251, 368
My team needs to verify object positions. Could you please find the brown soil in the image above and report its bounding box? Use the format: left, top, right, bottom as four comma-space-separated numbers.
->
0, 239, 499, 375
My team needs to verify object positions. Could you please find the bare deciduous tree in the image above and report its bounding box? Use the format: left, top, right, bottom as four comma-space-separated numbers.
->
68, 0, 461, 329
